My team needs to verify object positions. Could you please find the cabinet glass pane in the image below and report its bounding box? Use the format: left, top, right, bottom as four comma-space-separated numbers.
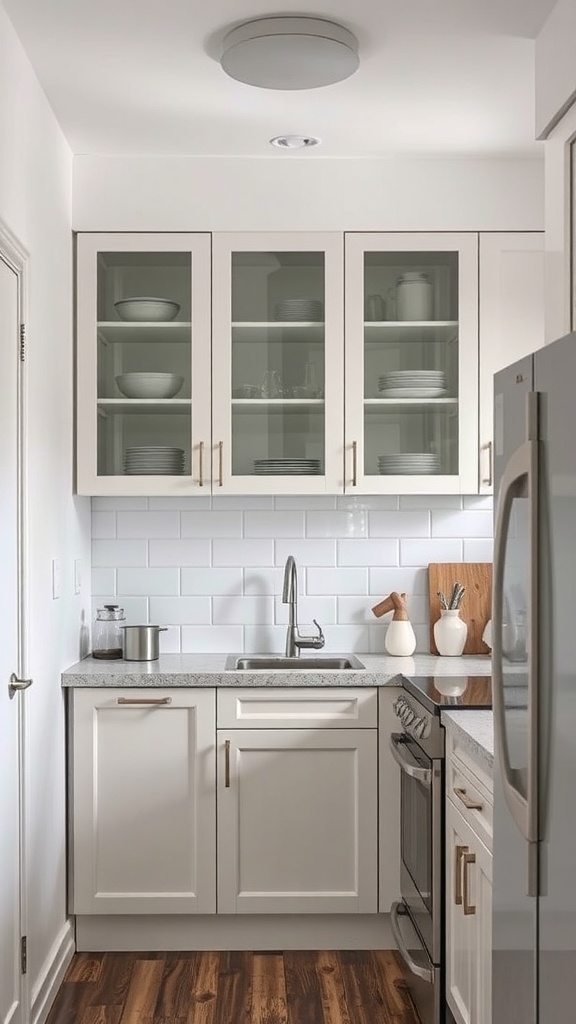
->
363, 251, 459, 477
96, 251, 192, 478
230, 251, 325, 478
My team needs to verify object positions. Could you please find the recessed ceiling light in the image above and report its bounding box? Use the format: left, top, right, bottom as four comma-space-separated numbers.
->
269, 135, 321, 149
220, 17, 359, 91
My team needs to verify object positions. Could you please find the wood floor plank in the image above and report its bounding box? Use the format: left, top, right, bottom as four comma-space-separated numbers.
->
119, 958, 165, 1024
153, 954, 199, 1023
45, 983, 96, 1024
213, 951, 253, 1024
315, 952, 352, 1024
283, 951, 324, 1024
66, 954, 105, 983
371, 950, 420, 1023
187, 950, 220, 1024
338, 950, 389, 1024
87, 953, 139, 1011
251, 953, 288, 1024
80, 1006, 123, 1024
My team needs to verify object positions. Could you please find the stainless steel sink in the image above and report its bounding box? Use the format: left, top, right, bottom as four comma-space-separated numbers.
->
225, 655, 366, 671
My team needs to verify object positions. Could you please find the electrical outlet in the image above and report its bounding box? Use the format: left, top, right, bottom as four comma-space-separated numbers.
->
52, 559, 61, 600
74, 558, 82, 595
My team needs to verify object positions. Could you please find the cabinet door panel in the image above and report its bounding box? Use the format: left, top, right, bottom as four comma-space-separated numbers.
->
71, 688, 216, 914
217, 728, 377, 914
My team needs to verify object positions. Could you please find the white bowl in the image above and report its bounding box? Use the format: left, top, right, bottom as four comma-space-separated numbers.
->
115, 373, 184, 399
114, 297, 180, 322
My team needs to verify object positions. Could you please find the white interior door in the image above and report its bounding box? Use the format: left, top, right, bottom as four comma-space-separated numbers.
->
0, 253, 24, 1024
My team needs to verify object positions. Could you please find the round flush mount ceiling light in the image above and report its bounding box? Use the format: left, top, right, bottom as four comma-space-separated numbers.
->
269, 135, 321, 149
220, 17, 359, 90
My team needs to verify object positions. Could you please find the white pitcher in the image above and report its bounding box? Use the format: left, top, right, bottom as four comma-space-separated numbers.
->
396, 272, 433, 321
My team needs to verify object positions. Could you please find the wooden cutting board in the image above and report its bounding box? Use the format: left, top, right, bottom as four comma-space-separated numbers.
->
428, 563, 492, 655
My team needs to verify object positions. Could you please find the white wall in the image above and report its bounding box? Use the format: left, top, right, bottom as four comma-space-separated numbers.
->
0, 3, 91, 1019
536, 0, 576, 139
73, 155, 544, 232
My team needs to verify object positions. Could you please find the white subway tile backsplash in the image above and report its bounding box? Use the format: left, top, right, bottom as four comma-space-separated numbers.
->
337, 538, 399, 566
117, 568, 179, 596
213, 595, 274, 626
149, 539, 211, 567
275, 539, 336, 567
431, 510, 493, 538
400, 538, 463, 565
213, 539, 274, 567
181, 625, 243, 653
370, 510, 430, 538
91, 495, 493, 654
182, 511, 242, 538
182, 568, 243, 596
306, 510, 368, 538
244, 511, 305, 539
92, 511, 116, 539
306, 567, 368, 596
92, 540, 147, 568
149, 597, 211, 625
369, 566, 428, 596
117, 511, 179, 538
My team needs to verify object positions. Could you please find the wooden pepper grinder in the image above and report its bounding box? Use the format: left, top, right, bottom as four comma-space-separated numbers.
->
371, 592, 417, 656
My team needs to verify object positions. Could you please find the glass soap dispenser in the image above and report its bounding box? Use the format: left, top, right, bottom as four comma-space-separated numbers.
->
92, 604, 125, 660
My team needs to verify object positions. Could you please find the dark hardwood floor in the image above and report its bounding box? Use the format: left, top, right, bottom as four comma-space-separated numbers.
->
45, 950, 421, 1024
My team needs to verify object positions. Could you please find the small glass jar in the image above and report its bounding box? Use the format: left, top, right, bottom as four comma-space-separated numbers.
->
92, 604, 125, 660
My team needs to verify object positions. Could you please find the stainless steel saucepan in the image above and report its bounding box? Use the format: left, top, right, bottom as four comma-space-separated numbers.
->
121, 625, 167, 661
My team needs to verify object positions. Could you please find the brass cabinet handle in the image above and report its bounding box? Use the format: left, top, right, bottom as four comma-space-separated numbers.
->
117, 697, 172, 706
225, 739, 231, 788
455, 844, 468, 905
463, 851, 476, 915
481, 441, 493, 486
454, 787, 483, 811
352, 441, 358, 487
218, 441, 223, 487
198, 441, 204, 487
9, 672, 33, 700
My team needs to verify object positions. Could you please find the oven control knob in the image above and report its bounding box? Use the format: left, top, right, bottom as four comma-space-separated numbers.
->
414, 716, 428, 738
403, 707, 416, 725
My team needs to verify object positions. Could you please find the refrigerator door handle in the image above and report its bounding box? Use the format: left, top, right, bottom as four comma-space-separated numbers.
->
493, 433, 539, 859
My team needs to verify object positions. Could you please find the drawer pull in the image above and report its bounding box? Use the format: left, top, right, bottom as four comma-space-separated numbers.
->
225, 739, 231, 788
117, 697, 172, 706
352, 441, 358, 487
454, 786, 483, 811
218, 441, 224, 487
463, 851, 476, 915
198, 440, 204, 487
455, 844, 467, 905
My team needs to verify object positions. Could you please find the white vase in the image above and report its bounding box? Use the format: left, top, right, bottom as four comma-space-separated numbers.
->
433, 609, 467, 656
385, 619, 416, 657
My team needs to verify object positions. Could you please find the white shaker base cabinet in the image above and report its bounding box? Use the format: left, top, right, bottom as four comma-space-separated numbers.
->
216, 687, 378, 915
70, 688, 216, 915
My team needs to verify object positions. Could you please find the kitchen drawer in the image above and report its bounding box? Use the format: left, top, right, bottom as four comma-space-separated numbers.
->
447, 752, 493, 853
446, 729, 493, 796
217, 687, 378, 729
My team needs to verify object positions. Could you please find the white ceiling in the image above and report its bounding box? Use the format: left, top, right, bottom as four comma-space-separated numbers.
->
4, 0, 557, 158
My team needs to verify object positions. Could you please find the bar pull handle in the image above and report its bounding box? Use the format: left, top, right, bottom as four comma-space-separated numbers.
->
218, 441, 223, 487
481, 441, 493, 486
198, 440, 204, 487
225, 739, 231, 788
9, 672, 33, 700
454, 787, 483, 811
463, 851, 476, 915
117, 697, 172, 706
352, 441, 358, 487
455, 844, 468, 906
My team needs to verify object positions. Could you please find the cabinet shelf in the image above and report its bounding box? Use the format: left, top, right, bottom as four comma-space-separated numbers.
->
232, 322, 325, 343
97, 399, 191, 416
363, 321, 458, 344
97, 322, 191, 345
364, 397, 458, 408
232, 398, 324, 408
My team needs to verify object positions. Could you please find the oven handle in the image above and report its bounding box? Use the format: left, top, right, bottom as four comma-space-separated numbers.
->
389, 733, 432, 784
390, 902, 434, 984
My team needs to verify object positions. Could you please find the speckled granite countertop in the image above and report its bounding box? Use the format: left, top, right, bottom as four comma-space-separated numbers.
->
62, 652, 492, 688
441, 710, 494, 774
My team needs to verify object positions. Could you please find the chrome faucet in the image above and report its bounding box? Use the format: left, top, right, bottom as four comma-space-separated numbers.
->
282, 555, 325, 658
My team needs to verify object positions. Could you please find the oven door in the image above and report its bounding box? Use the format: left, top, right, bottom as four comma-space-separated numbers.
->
390, 731, 443, 963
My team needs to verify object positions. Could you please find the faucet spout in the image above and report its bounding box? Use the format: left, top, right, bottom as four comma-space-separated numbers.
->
282, 555, 324, 658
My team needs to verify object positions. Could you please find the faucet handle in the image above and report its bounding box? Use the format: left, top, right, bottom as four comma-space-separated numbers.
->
312, 619, 325, 648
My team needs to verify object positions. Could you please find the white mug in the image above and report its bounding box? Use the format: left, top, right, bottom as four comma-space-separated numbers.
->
396, 272, 433, 321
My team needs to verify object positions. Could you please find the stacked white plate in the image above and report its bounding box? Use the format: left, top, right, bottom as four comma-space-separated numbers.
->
124, 446, 186, 475
253, 458, 321, 475
378, 453, 441, 475
378, 369, 447, 399
274, 298, 324, 322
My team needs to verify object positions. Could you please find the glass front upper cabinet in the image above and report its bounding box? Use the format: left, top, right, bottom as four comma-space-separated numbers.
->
76, 234, 211, 495
211, 233, 344, 493
344, 233, 479, 493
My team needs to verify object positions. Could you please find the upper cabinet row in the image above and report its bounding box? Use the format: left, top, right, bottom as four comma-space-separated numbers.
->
76, 231, 544, 496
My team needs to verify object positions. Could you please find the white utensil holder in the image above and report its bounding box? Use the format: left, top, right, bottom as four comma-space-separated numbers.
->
433, 609, 467, 656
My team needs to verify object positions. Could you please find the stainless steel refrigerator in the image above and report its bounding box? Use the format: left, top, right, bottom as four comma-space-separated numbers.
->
492, 330, 576, 1023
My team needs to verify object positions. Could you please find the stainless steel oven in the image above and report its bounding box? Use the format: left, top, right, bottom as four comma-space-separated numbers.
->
389, 675, 492, 1024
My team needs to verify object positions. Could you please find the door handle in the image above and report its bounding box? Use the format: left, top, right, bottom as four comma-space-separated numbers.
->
198, 440, 204, 487
8, 672, 33, 700
351, 441, 358, 487
481, 441, 493, 486
117, 697, 172, 706
224, 739, 231, 788
455, 844, 468, 905
462, 852, 476, 915
389, 734, 431, 784
454, 787, 483, 811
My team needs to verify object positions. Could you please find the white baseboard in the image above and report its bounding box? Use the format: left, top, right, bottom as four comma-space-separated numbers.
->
31, 920, 75, 1024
